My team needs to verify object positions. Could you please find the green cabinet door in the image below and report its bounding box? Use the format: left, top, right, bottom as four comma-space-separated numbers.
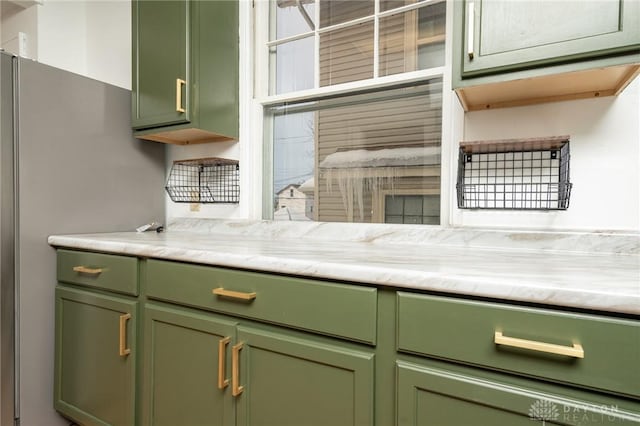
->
54, 286, 137, 426
397, 360, 640, 426
131, 0, 239, 143
132, 0, 190, 129
459, 0, 640, 78
235, 326, 375, 426
142, 303, 237, 426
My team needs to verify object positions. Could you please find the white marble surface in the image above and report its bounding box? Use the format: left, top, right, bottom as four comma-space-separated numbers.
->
48, 219, 640, 315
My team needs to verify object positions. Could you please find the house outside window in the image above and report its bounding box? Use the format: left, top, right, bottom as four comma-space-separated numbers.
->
258, 0, 446, 224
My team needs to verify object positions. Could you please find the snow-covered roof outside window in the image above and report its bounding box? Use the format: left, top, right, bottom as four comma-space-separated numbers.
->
319, 146, 440, 169
299, 177, 315, 194
318, 146, 441, 221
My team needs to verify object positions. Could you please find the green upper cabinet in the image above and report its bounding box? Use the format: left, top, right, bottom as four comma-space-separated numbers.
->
131, 0, 239, 145
452, 0, 640, 110
132, 0, 189, 130
460, 0, 639, 77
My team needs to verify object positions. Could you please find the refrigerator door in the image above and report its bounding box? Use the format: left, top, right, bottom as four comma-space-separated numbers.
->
0, 51, 16, 426
16, 58, 165, 426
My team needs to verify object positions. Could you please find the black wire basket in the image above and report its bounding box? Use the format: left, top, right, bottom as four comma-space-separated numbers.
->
165, 157, 240, 204
456, 136, 572, 210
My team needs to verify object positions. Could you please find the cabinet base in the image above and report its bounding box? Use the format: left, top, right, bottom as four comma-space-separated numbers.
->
456, 63, 640, 111
135, 127, 237, 145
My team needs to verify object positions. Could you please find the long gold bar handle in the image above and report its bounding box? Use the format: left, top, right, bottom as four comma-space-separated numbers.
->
73, 266, 103, 275
119, 313, 132, 357
467, 2, 475, 60
176, 78, 186, 113
218, 337, 231, 389
232, 342, 244, 397
213, 288, 257, 301
494, 331, 584, 359
119, 314, 131, 356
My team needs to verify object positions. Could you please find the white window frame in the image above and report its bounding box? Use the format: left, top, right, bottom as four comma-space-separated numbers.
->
249, 0, 459, 225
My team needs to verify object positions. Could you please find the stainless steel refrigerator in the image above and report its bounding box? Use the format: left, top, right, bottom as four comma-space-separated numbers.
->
0, 51, 166, 426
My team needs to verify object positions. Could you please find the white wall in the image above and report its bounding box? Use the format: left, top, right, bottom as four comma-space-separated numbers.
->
37, 1, 87, 76
163, 0, 639, 233
84, 1, 131, 89
452, 79, 640, 232
8, 0, 635, 232
1, 3, 38, 59
164, 0, 260, 221
1, 0, 131, 89
38, 0, 131, 89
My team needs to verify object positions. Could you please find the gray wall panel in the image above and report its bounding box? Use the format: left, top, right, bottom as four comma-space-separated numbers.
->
16, 58, 165, 426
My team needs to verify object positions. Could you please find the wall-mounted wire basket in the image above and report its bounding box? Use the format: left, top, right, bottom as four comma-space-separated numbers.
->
456, 136, 572, 210
165, 157, 240, 203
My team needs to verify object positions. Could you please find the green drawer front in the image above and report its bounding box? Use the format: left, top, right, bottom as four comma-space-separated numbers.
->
57, 250, 138, 296
397, 293, 640, 399
146, 259, 377, 344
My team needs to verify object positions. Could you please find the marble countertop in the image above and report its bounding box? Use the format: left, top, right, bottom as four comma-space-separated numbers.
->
48, 219, 640, 315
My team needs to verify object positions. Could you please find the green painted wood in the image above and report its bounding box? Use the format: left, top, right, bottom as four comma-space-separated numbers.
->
191, 0, 239, 139
131, 0, 239, 141
141, 303, 237, 426
456, 0, 640, 79
236, 326, 375, 426
146, 259, 378, 344
397, 360, 640, 426
54, 286, 137, 426
397, 292, 640, 399
375, 290, 397, 426
131, 0, 190, 129
57, 249, 139, 296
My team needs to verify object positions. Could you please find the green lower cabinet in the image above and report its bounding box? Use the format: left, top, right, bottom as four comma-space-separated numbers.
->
397, 360, 640, 426
54, 286, 137, 426
142, 303, 237, 426
235, 326, 375, 426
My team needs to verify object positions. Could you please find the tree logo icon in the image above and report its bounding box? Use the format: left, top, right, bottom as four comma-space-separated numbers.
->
529, 399, 560, 424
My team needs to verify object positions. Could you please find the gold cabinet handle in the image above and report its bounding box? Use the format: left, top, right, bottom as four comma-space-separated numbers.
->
176, 78, 186, 113
213, 288, 257, 301
119, 313, 132, 357
218, 336, 231, 389
73, 265, 103, 275
494, 331, 584, 359
467, 2, 475, 60
232, 342, 244, 397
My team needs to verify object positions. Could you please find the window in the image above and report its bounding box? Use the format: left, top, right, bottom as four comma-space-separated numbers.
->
259, 0, 446, 224
384, 194, 440, 224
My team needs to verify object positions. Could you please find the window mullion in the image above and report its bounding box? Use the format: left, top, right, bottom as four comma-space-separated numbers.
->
374, 0, 380, 79
314, 0, 320, 89
266, 31, 314, 47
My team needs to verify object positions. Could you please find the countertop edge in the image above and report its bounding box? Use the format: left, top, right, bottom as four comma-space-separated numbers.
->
48, 234, 640, 316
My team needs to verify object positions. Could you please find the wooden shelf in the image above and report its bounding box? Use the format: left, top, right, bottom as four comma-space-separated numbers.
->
459, 135, 569, 154
455, 63, 640, 111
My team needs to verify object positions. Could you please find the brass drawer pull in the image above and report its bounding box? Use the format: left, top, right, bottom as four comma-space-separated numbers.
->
232, 342, 244, 397
213, 288, 257, 301
176, 78, 186, 113
218, 336, 231, 389
494, 331, 584, 359
73, 265, 103, 275
119, 313, 132, 357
